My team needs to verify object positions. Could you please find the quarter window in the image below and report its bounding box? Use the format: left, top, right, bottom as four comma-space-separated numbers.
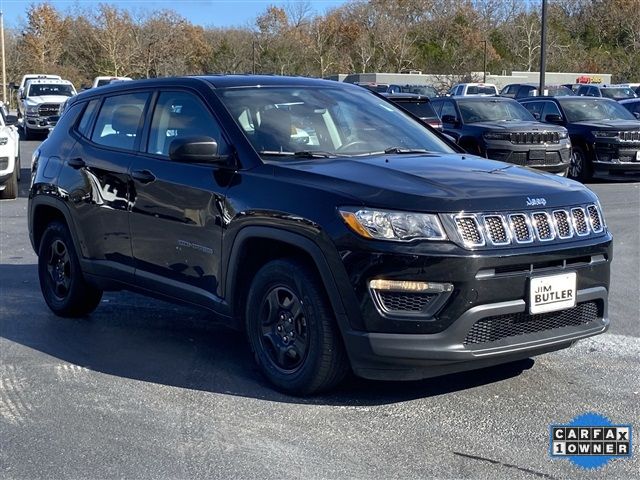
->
76, 99, 100, 138
147, 91, 227, 157
91, 92, 150, 151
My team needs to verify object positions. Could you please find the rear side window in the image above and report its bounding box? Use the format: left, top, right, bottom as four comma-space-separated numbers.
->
76, 99, 100, 138
91, 92, 150, 151
146, 91, 228, 157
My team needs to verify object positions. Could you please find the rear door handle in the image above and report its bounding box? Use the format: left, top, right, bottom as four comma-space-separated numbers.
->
131, 169, 156, 184
68, 157, 85, 169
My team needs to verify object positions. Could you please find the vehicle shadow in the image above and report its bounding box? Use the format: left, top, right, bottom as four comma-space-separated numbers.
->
18, 167, 31, 198
0, 263, 534, 406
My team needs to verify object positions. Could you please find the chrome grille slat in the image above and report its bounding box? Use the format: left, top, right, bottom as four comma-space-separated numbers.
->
618, 130, 640, 142
451, 205, 605, 249
509, 131, 560, 144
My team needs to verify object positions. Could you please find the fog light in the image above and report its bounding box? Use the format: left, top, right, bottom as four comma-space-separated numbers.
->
369, 279, 453, 293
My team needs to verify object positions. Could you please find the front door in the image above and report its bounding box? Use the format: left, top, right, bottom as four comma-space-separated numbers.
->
129, 90, 233, 308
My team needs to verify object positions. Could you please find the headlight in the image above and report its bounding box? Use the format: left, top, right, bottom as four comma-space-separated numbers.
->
558, 131, 569, 139
0, 137, 7, 146
592, 131, 618, 138
26, 105, 39, 114
483, 132, 511, 141
339, 207, 447, 241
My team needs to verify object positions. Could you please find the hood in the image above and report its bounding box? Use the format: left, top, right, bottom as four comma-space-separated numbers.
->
275, 153, 595, 213
469, 120, 565, 132
25, 95, 71, 105
572, 120, 640, 130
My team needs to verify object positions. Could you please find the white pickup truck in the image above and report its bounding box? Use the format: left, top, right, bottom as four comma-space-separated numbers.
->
18, 78, 76, 139
0, 109, 21, 199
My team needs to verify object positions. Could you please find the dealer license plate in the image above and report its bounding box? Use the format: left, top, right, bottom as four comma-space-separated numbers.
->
529, 272, 577, 314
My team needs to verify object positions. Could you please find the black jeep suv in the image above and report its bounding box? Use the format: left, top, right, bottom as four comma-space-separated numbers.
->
519, 96, 640, 181
430, 96, 571, 175
29, 76, 611, 395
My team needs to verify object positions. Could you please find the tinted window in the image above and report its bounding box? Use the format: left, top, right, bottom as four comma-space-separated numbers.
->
440, 101, 458, 120
516, 86, 535, 98
522, 101, 544, 118
559, 99, 636, 122
622, 101, 640, 115
91, 92, 149, 150
218, 86, 455, 157
458, 100, 534, 123
392, 100, 438, 119
76, 99, 100, 138
542, 101, 562, 119
600, 88, 637, 100
147, 91, 227, 157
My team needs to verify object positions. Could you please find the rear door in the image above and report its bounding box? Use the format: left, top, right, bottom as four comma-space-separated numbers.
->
129, 89, 233, 309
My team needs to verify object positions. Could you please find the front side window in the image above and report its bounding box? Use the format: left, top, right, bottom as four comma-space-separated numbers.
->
458, 100, 535, 123
521, 101, 544, 118
542, 101, 562, 119
217, 86, 455, 158
147, 91, 227, 157
440, 101, 458, 121
91, 92, 149, 150
559, 99, 636, 122
28, 84, 75, 97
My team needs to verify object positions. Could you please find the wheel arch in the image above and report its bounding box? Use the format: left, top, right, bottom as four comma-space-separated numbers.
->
225, 226, 349, 333
30, 196, 80, 255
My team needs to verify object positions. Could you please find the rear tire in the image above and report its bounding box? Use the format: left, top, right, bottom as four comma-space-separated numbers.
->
38, 221, 103, 317
245, 258, 349, 395
0, 168, 18, 199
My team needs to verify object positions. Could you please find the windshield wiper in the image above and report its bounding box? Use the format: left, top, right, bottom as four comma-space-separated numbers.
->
293, 150, 337, 158
383, 147, 430, 154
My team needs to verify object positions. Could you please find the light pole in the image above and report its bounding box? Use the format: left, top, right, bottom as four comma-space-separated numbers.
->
483, 40, 487, 83
1, 10, 6, 105
539, 0, 548, 95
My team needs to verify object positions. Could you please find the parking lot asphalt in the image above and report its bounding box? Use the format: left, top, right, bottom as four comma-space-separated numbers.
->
1, 139, 639, 479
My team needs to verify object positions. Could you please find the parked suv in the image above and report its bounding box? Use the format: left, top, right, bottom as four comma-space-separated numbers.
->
29, 76, 611, 395
0, 109, 21, 199
520, 96, 640, 181
430, 96, 571, 174
19, 79, 77, 139
500, 83, 574, 99
576, 85, 637, 101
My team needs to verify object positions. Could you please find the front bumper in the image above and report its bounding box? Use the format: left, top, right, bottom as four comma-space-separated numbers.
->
344, 286, 607, 380
484, 139, 571, 173
25, 115, 59, 131
592, 140, 640, 175
336, 234, 611, 381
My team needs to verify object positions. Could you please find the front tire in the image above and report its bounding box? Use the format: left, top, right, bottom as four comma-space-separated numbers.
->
0, 168, 17, 199
568, 146, 591, 182
38, 221, 103, 317
245, 259, 349, 395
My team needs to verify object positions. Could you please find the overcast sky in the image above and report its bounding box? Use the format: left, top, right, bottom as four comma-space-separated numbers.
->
1, 0, 349, 28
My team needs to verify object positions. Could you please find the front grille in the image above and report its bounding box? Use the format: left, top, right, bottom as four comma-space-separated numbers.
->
489, 150, 563, 166
38, 103, 61, 116
451, 204, 605, 249
378, 291, 437, 313
455, 216, 484, 246
619, 130, 640, 142
510, 132, 560, 144
571, 208, 589, 236
0, 157, 8, 170
532, 212, 554, 241
509, 214, 533, 243
464, 301, 599, 345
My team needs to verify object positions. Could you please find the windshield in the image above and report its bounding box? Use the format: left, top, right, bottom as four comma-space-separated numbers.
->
458, 100, 535, 123
600, 88, 637, 100
28, 84, 75, 97
560, 99, 636, 122
217, 86, 455, 158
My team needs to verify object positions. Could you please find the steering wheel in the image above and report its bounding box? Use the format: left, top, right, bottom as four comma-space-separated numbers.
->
336, 140, 368, 152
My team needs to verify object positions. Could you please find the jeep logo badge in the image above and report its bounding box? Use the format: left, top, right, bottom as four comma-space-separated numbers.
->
526, 197, 547, 207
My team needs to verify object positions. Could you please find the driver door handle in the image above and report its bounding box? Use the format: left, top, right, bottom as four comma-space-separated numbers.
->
131, 169, 156, 184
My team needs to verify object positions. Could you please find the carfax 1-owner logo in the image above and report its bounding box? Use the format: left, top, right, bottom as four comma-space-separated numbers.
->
550, 412, 633, 469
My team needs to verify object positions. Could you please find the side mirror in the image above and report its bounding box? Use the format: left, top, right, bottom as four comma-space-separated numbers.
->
169, 136, 224, 163
545, 114, 564, 124
532, 112, 541, 120
5, 114, 19, 126
633, 112, 640, 120
441, 114, 459, 125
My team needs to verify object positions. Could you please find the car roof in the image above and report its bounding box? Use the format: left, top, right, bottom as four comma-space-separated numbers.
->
619, 98, 640, 104
439, 95, 508, 102
27, 79, 74, 85
382, 92, 430, 101
520, 96, 615, 103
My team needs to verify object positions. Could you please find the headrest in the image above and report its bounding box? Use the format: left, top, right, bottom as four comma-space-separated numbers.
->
112, 105, 142, 135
